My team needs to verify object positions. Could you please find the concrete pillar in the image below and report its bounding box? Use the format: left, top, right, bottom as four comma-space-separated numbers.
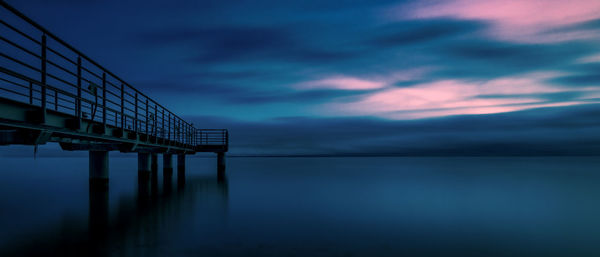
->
137, 153, 151, 198
151, 153, 158, 172
138, 153, 151, 178
163, 154, 173, 173
177, 154, 186, 188
177, 154, 186, 171
217, 152, 226, 173
163, 161, 173, 195
89, 150, 109, 189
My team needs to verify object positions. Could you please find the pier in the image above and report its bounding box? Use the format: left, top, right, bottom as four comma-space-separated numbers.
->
0, 1, 229, 187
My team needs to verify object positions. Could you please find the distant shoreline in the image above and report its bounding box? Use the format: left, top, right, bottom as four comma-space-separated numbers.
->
2, 154, 600, 158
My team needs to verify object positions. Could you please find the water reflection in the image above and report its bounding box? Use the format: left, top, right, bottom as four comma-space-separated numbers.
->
0, 169, 228, 257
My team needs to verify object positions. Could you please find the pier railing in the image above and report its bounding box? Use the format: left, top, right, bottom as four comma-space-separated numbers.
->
0, 1, 227, 149
196, 129, 228, 149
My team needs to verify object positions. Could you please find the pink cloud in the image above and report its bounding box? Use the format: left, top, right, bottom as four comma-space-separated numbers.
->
298, 76, 385, 90
392, 0, 600, 42
320, 72, 599, 119
576, 54, 600, 64
296, 68, 429, 91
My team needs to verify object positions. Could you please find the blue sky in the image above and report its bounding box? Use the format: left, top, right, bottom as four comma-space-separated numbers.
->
3, 0, 600, 155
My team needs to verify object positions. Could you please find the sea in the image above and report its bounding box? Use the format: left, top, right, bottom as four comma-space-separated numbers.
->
0, 156, 599, 257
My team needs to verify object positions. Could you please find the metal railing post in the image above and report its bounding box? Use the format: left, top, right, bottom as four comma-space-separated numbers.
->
145, 98, 148, 136
40, 33, 47, 123
134, 92, 138, 132
102, 73, 106, 126
161, 109, 165, 139
28, 82, 32, 104
154, 104, 157, 137
77, 56, 81, 122
120, 84, 124, 129
167, 112, 171, 141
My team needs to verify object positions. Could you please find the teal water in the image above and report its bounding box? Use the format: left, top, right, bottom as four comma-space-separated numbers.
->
0, 156, 599, 256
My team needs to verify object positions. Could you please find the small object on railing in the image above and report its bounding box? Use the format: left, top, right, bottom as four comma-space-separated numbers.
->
88, 83, 98, 96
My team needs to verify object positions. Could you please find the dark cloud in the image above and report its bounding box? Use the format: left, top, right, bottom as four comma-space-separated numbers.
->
553, 74, 600, 86
550, 63, 600, 87
476, 91, 585, 102
136, 79, 372, 104
138, 25, 360, 65
370, 19, 483, 47
434, 40, 595, 79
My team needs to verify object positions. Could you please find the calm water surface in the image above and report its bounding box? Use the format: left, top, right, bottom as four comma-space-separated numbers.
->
0, 156, 599, 256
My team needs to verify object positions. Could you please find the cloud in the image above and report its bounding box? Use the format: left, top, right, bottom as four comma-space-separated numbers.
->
297, 76, 386, 90
433, 40, 596, 79
138, 25, 361, 66
392, 0, 600, 43
321, 72, 600, 119
369, 18, 483, 47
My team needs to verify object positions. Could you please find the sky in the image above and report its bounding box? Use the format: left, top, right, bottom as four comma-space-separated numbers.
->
3, 0, 600, 155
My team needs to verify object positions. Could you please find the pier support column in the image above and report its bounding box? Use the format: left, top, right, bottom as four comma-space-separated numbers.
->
138, 153, 151, 178
137, 153, 151, 198
151, 153, 158, 172
177, 154, 186, 172
89, 150, 109, 189
163, 154, 173, 194
163, 154, 173, 173
177, 154, 186, 188
217, 152, 226, 172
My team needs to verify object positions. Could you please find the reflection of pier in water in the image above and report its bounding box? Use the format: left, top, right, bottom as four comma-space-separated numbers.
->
0, 170, 228, 257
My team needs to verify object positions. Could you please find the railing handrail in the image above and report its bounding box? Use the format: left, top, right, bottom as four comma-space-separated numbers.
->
0, 0, 171, 116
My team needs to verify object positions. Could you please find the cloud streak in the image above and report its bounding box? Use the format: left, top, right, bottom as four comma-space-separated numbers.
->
394, 0, 600, 42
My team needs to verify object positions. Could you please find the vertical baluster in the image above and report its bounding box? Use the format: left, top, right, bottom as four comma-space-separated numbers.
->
40, 34, 47, 123
167, 112, 171, 142
154, 104, 157, 137
102, 73, 106, 126
28, 81, 32, 104
145, 98, 148, 136
161, 109, 165, 139
77, 57, 82, 123
120, 84, 124, 129
134, 92, 138, 132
